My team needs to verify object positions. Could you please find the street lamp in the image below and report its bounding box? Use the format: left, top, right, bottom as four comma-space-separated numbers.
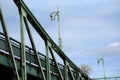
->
50, 6, 62, 50
97, 57, 106, 80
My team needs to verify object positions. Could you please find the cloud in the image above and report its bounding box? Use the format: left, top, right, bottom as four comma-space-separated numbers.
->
95, 42, 120, 56
107, 42, 120, 47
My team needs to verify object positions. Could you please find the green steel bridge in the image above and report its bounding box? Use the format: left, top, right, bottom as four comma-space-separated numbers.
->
0, 0, 91, 80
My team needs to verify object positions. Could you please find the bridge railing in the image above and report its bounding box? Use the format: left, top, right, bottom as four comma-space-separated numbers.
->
0, 32, 64, 74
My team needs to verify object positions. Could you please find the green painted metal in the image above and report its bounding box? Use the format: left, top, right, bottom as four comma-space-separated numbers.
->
0, 6, 20, 80
24, 17, 46, 80
0, 34, 64, 78
93, 76, 120, 80
13, 0, 89, 78
76, 73, 81, 80
49, 47, 64, 80
0, 0, 91, 80
97, 56, 106, 80
45, 40, 51, 80
0, 29, 91, 80
57, 6, 63, 50
50, 6, 62, 50
64, 60, 68, 80
68, 65, 75, 80
18, 6, 27, 80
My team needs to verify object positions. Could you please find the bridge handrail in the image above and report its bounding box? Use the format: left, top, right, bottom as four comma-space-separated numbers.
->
0, 32, 64, 70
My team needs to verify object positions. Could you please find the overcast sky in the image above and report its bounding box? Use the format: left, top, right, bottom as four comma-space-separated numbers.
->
0, 0, 120, 78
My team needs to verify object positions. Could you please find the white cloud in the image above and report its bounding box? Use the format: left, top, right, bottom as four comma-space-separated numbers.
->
95, 42, 120, 56
107, 42, 120, 47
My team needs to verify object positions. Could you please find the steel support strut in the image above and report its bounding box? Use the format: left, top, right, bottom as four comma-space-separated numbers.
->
0, 6, 20, 80
45, 40, 51, 80
68, 64, 75, 80
24, 17, 46, 80
49, 47, 64, 80
18, 6, 26, 80
64, 60, 68, 80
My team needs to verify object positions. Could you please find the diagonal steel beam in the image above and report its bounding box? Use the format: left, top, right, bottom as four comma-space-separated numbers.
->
68, 64, 75, 80
49, 47, 64, 80
24, 17, 46, 80
0, 6, 20, 80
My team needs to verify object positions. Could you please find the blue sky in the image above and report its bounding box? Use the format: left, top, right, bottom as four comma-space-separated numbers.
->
0, 0, 120, 78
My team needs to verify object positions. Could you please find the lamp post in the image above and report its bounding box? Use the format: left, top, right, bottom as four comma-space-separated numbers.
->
97, 57, 106, 80
50, 6, 62, 50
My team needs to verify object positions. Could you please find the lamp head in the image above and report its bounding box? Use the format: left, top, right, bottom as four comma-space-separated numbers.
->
97, 59, 100, 64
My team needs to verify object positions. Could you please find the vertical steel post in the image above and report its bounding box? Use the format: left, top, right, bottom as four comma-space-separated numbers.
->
24, 17, 46, 80
64, 60, 68, 80
0, 6, 20, 80
45, 40, 51, 80
76, 73, 81, 80
18, 7, 26, 80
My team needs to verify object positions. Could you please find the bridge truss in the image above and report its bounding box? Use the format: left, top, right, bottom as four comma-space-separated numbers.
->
0, 0, 91, 80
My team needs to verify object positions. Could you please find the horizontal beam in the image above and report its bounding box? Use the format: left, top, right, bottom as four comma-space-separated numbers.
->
93, 76, 120, 80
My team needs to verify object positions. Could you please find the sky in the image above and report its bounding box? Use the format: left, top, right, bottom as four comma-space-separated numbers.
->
0, 0, 120, 78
